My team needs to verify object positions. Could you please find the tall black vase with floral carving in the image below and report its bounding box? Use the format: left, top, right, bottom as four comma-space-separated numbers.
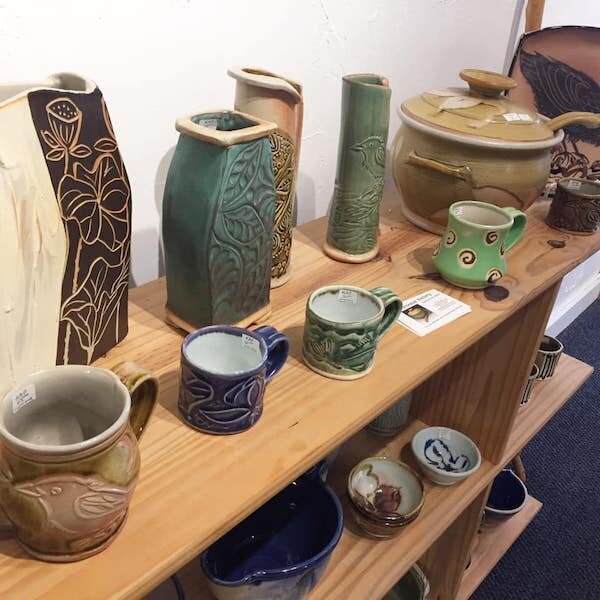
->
162, 109, 277, 332
0, 73, 131, 395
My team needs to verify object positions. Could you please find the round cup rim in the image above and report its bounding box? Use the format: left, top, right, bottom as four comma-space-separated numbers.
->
411, 426, 482, 479
485, 468, 529, 514
307, 285, 384, 326
0, 365, 130, 457
347, 456, 425, 521
181, 325, 269, 378
450, 201, 514, 231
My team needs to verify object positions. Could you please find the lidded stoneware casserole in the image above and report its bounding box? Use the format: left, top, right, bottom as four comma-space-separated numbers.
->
392, 69, 600, 234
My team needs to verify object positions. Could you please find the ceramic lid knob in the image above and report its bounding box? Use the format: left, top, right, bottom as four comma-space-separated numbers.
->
459, 69, 517, 98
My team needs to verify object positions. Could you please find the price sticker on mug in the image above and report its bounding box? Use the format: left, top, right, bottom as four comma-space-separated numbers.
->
10, 384, 36, 414
197, 118, 218, 129
337, 289, 358, 304
567, 179, 582, 190
241, 333, 261, 358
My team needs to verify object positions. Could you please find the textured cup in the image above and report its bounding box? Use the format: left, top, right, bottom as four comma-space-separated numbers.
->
367, 393, 412, 436
302, 285, 401, 380
547, 178, 600, 235
534, 335, 563, 380
178, 325, 289, 434
519, 363, 539, 407
0, 363, 158, 562
433, 201, 526, 289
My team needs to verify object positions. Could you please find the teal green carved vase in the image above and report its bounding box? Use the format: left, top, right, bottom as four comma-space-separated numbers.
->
324, 74, 391, 263
162, 110, 277, 331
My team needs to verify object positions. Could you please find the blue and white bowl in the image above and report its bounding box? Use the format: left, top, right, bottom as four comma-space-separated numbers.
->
411, 426, 481, 486
485, 469, 528, 518
201, 466, 343, 600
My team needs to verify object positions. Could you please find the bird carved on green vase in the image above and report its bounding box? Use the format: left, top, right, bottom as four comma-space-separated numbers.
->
328, 135, 386, 255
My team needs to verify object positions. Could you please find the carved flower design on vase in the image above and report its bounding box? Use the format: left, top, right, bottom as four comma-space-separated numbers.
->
40, 98, 91, 172
58, 154, 130, 253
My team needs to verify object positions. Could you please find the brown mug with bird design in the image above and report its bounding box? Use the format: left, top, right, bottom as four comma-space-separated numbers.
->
0, 362, 158, 562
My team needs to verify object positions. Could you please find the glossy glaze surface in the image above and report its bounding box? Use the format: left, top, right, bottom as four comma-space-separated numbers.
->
202, 469, 342, 599
325, 74, 391, 261
302, 285, 401, 380
179, 325, 288, 434
163, 110, 276, 329
433, 201, 526, 289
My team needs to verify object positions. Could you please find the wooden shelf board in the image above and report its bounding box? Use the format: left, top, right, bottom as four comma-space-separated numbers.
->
0, 188, 598, 600
457, 496, 543, 600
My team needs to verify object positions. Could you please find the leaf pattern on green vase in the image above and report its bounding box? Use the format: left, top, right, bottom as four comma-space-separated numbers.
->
209, 140, 275, 323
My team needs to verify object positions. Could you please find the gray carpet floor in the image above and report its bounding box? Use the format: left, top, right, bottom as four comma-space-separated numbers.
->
473, 300, 600, 600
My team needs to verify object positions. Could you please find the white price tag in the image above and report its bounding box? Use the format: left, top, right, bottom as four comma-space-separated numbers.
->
11, 384, 36, 414
197, 118, 218, 130
567, 179, 582, 190
503, 112, 533, 123
241, 333, 261, 357
337, 289, 358, 304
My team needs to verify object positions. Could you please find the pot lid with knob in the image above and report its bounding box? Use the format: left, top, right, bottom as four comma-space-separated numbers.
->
401, 68, 600, 145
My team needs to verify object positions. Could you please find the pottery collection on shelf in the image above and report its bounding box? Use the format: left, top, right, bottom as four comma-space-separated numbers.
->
2, 47, 597, 592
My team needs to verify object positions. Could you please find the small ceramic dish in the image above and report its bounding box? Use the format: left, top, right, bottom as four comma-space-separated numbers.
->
347, 456, 425, 538
411, 427, 481, 486
485, 469, 528, 519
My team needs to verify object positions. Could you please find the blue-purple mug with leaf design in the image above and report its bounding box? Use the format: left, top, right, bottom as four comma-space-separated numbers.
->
178, 325, 289, 434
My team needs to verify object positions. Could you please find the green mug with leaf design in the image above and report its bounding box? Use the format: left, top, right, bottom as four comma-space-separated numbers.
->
302, 285, 402, 380
433, 201, 527, 289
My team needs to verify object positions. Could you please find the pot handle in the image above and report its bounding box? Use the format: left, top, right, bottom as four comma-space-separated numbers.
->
407, 151, 473, 183
546, 112, 600, 132
111, 362, 159, 440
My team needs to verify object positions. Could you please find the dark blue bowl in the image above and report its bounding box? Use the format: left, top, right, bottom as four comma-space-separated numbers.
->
485, 469, 528, 518
201, 468, 343, 600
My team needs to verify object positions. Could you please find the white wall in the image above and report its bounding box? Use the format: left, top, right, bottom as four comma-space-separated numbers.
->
543, 0, 600, 27
0, 0, 520, 285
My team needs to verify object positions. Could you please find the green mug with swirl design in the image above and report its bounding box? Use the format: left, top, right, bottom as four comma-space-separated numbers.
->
302, 285, 402, 380
433, 201, 527, 289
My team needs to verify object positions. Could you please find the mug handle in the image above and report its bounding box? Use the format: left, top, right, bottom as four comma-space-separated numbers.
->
111, 362, 159, 440
501, 207, 527, 252
370, 288, 402, 341
253, 326, 290, 383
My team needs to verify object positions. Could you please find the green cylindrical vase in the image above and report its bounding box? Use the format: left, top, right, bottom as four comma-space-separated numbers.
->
324, 74, 391, 263
162, 110, 277, 331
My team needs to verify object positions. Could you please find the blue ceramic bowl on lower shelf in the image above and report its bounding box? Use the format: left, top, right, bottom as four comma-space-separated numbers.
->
485, 469, 528, 518
201, 467, 343, 600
